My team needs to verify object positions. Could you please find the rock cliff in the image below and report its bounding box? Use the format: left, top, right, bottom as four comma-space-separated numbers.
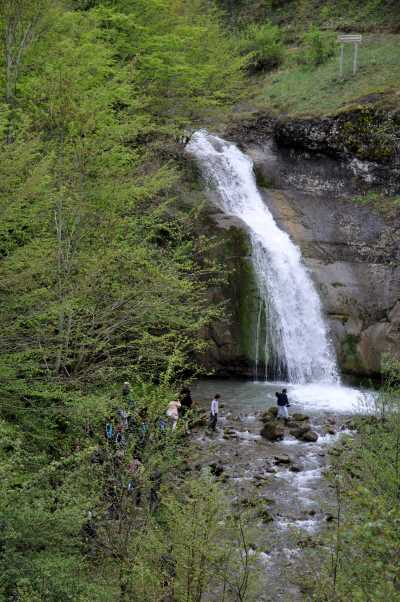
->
199, 106, 400, 378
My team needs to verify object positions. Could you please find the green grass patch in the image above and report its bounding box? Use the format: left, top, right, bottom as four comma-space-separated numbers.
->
352, 191, 400, 209
253, 34, 400, 116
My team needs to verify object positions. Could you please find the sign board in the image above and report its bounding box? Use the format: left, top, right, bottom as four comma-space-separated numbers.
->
337, 34, 362, 76
338, 34, 363, 43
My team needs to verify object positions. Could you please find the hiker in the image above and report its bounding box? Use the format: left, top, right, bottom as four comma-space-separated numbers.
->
139, 409, 149, 445
105, 420, 113, 441
158, 418, 167, 432
115, 425, 126, 447
179, 387, 193, 417
122, 381, 135, 410
276, 388, 290, 421
117, 408, 129, 430
166, 399, 181, 430
127, 458, 143, 504
160, 550, 176, 602
209, 394, 220, 431
149, 468, 162, 512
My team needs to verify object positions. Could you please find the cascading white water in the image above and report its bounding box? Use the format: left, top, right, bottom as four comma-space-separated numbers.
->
187, 130, 340, 384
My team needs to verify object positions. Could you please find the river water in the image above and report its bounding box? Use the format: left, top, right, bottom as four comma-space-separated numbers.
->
189, 379, 372, 601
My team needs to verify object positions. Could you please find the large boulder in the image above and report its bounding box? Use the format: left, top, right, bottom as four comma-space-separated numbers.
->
274, 454, 291, 465
291, 413, 310, 422
209, 462, 224, 477
261, 407, 278, 421
299, 430, 319, 443
260, 420, 285, 441
289, 425, 310, 439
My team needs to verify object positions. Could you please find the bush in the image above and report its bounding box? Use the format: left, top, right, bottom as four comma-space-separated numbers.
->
238, 22, 285, 74
298, 26, 336, 67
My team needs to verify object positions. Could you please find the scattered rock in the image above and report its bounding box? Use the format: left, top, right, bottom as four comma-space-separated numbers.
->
325, 426, 336, 435
297, 535, 319, 548
209, 462, 224, 477
223, 427, 237, 440
289, 465, 302, 473
292, 413, 310, 422
261, 407, 278, 421
239, 497, 259, 509
258, 508, 274, 523
299, 430, 319, 442
260, 420, 285, 441
274, 454, 291, 465
191, 412, 208, 427
289, 425, 310, 439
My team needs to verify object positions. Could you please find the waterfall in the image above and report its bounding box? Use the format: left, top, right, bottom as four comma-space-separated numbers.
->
187, 130, 339, 384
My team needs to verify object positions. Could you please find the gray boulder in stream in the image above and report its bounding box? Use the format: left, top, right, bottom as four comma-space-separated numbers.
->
261, 407, 278, 421
260, 420, 285, 441
299, 430, 319, 442
289, 424, 310, 439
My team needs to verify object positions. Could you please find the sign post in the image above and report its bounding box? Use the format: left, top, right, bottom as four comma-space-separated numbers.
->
337, 34, 362, 77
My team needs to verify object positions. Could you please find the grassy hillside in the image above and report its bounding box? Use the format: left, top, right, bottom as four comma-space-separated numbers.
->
256, 33, 400, 116
220, 0, 400, 117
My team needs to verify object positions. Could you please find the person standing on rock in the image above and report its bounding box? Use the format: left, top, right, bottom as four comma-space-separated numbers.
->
209, 394, 220, 431
276, 389, 290, 422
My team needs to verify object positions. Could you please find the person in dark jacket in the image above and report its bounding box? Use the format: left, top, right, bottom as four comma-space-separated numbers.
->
276, 389, 290, 421
179, 387, 193, 416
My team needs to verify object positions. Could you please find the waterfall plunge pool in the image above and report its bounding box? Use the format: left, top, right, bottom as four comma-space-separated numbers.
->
188, 378, 373, 601
191, 378, 376, 416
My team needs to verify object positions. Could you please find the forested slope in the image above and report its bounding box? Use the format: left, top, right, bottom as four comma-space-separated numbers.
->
0, 2, 250, 599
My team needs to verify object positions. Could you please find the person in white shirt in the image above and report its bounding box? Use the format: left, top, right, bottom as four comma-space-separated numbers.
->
209, 394, 220, 431
166, 399, 181, 430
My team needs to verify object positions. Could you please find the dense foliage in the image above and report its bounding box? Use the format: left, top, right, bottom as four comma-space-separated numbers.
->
311, 357, 400, 600
237, 22, 284, 74
0, 0, 245, 390
0, 1, 253, 600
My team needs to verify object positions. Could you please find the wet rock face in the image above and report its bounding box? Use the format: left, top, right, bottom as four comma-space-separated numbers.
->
275, 108, 400, 184
201, 107, 400, 378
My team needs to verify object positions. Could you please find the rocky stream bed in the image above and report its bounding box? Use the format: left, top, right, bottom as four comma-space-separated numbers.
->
188, 379, 358, 601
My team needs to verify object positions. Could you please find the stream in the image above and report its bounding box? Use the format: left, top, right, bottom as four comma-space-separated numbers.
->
189, 379, 371, 601
186, 130, 375, 599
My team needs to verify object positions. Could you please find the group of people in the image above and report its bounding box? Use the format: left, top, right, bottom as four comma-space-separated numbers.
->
104, 382, 152, 455
166, 389, 222, 433
105, 382, 290, 447
166, 387, 194, 430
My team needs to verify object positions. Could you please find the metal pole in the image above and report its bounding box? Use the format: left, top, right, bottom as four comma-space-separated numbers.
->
353, 43, 359, 75
339, 44, 344, 78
